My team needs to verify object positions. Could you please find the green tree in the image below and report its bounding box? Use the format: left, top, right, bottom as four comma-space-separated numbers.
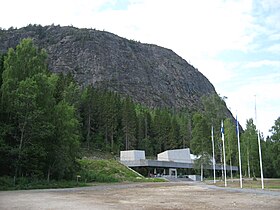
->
0, 53, 12, 176
177, 112, 192, 148
46, 101, 80, 180
1, 39, 51, 179
202, 94, 227, 132
0, 39, 81, 181
152, 109, 172, 153
266, 117, 280, 177
224, 118, 238, 178
136, 107, 153, 155
0, 53, 4, 88
2, 39, 48, 110
202, 94, 228, 168
81, 86, 95, 149
122, 98, 137, 150
103, 92, 121, 152
190, 112, 211, 155
262, 137, 275, 177
167, 117, 180, 149
191, 112, 212, 180
193, 152, 212, 181
270, 117, 280, 142
241, 119, 259, 178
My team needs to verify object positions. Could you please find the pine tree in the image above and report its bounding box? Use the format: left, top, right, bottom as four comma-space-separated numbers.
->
81, 86, 95, 149
167, 117, 180, 149
176, 112, 191, 148
136, 107, 153, 155
122, 98, 137, 150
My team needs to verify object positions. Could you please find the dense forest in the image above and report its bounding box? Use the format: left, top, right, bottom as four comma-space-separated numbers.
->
0, 39, 279, 182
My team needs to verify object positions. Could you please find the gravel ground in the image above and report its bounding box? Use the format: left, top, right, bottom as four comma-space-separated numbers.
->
0, 182, 280, 210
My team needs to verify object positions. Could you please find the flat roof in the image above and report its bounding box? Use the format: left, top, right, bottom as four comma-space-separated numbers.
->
121, 159, 238, 171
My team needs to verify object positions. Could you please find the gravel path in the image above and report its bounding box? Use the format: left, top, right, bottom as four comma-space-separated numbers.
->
0, 182, 279, 209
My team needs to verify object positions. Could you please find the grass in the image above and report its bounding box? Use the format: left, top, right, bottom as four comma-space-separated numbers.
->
78, 158, 165, 183
208, 178, 280, 190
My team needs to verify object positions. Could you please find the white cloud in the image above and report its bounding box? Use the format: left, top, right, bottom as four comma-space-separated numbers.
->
220, 71, 280, 137
1, 0, 255, 56
268, 33, 280, 41
259, 0, 280, 12
192, 59, 238, 85
266, 44, 280, 54
243, 60, 280, 69
77, 0, 255, 57
0, 0, 111, 28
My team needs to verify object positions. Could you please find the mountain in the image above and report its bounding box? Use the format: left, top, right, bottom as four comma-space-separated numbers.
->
0, 24, 216, 110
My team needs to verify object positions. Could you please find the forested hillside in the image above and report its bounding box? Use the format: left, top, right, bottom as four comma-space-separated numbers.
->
0, 39, 279, 184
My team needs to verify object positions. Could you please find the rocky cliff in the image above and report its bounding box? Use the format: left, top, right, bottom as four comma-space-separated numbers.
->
0, 25, 217, 109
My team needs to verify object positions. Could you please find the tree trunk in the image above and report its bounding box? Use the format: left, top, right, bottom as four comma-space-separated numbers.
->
15, 122, 26, 181
188, 118, 192, 146
47, 167, 51, 183
247, 149, 251, 178
145, 117, 148, 139
105, 125, 108, 145
86, 115, 91, 150
230, 157, 233, 181
110, 131, 114, 151
125, 132, 128, 150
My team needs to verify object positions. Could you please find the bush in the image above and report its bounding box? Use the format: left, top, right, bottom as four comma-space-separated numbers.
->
0, 176, 15, 190
0, 176, 88, 191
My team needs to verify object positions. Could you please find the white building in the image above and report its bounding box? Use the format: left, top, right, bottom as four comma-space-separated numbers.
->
120, 150, 146, 161
157, 148, 196, 163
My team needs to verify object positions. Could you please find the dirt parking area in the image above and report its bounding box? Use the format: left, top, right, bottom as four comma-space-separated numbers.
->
0, 182, 280, 209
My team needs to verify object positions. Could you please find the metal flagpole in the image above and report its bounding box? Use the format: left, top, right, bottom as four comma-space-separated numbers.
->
230, 159, 233, 182
221, 120, 227, 187
255, 95, 264, 190
236, 115, 243, 188
257, 130, 264, 189
211, 125, 216, 184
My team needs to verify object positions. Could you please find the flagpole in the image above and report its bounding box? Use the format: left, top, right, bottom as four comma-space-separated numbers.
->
221, 120, 227, 187
255, 95, 264, 190
211, 125, 216, 184
236, 115, 243, 188
257, 130, 264, 189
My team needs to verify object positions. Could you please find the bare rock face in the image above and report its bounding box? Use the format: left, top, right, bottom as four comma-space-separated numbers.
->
0, 25, 217, 109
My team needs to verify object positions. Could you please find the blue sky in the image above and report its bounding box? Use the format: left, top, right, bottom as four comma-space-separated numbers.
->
1, 0, 279, 137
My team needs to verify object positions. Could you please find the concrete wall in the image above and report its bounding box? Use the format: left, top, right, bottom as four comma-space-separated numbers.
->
188, 175, 201, 181
120, 150, 145, 161
157, 148, 192, 163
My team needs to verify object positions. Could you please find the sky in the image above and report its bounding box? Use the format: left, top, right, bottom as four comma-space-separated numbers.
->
1, 0, 279, 137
